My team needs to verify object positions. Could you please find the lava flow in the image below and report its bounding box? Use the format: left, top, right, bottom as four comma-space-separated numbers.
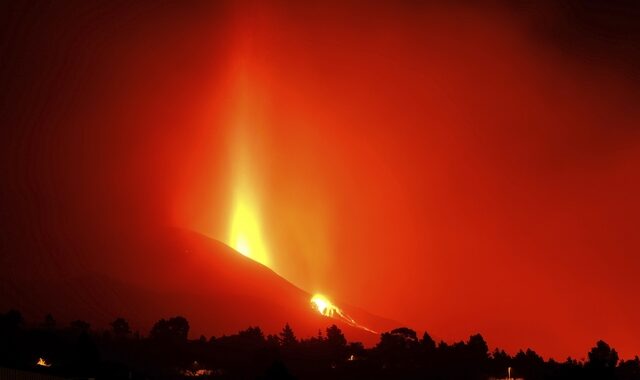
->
310, 294, 377, 334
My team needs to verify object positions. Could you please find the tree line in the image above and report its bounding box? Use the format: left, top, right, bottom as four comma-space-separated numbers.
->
1, 309, 638, 379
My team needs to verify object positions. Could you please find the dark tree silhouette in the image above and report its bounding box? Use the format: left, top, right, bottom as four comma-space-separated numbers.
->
513, 348, 545, 380
490, 348, 512, 376
587, 340, 619, 379
73, 329, 100, 376
348, 341, 366, 357
376, 327, 420, 369
467, 334, 489, 357
40, 313, 56, 330
377, 327, 419, 351
279, 323, 297, 347
149, 316, 189, 342
0, 309, 23, 333
259, 359, 295, 380
325, 324, 346, 349
238, 326, 265, 343
421, 331, 436, 351
618, 356, 640, 380
1, 308, 639, 380
589, 340, 619, 369
110, 317, 131, 336
325, 324, 347, 364
266, 333, 281, 348
70, 319, 91, 332
466, 334, 490, 379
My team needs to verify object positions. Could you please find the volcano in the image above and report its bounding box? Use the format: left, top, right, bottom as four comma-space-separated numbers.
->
0, 227, 396, 345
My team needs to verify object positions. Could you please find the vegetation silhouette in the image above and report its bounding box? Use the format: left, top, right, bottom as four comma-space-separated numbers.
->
1, 309, 639, 379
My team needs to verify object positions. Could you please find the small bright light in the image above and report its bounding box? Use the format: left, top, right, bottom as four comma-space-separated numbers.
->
36, 357, 51, 367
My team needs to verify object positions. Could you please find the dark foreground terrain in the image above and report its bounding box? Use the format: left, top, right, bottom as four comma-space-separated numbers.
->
1, 309, 639, 380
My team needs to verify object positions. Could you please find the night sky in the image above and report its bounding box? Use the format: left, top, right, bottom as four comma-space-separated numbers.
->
1, 0, 639, 359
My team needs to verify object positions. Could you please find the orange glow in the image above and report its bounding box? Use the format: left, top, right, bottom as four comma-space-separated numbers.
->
36, 358, 51, 367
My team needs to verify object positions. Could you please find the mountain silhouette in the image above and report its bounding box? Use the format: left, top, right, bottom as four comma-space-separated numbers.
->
0, 226, 396, 344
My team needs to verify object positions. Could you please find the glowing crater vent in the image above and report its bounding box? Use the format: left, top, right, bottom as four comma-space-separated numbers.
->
310, 293, 378, 334
311, 294, 338, 317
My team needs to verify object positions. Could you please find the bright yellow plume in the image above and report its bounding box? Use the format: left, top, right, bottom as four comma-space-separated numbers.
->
226, 68, 271, 268
229, 191, 270, 267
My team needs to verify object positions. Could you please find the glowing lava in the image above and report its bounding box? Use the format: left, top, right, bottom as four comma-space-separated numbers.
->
310, 293, 378, 334
311, 293, 340, 317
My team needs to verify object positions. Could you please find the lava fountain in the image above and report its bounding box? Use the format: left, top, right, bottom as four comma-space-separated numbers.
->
226, 67, 271, 268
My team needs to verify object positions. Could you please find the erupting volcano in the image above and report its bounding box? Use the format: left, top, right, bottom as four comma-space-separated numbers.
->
1, 0, 639, 366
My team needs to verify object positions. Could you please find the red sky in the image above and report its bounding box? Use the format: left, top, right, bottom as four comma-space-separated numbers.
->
2, 0, 639, 360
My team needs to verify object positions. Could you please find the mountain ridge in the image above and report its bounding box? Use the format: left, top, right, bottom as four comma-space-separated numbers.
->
0, 226, 398, 345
